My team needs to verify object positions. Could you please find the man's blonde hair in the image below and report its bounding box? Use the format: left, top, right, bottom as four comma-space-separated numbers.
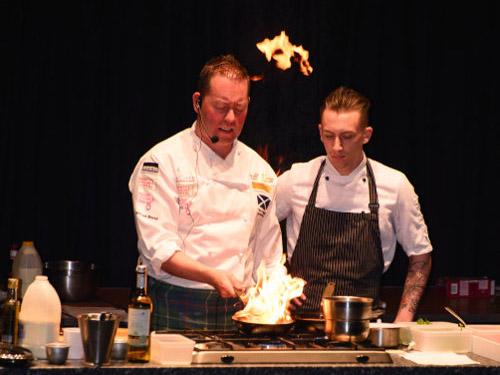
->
321, 86, 371, 128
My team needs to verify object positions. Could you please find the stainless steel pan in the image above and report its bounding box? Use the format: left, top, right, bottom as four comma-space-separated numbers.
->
232, 316, 295, 336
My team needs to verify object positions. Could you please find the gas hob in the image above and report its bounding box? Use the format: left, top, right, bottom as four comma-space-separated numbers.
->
168, 331, 393, 364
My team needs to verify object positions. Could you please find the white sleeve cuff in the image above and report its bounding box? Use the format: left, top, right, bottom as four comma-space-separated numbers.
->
150, 244, 179, 275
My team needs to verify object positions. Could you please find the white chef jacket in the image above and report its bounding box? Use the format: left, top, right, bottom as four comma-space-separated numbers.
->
276, 155, 432, 272
129, 123, 282, 289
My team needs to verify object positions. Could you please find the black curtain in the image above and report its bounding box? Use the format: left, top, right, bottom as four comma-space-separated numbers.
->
2, 0, 499, 288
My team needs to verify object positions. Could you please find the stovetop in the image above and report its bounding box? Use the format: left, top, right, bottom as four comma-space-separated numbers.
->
163, 331, 393, 364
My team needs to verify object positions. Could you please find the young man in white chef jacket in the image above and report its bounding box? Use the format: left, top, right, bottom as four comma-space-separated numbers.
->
277, 86, 432, 322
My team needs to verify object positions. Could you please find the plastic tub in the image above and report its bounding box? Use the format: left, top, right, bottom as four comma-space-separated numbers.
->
398, 321, 457, 345
472, 333, 500, 362
467, 324, 500, 334
150, 333, 195, 365
411, 326, 472, 353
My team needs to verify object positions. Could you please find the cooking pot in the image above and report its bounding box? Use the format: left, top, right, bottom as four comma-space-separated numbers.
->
368, 322, 401, 348
294, 296, 385, 341
321, 296, 377, 342
322, 296, 374, 320
44, 260, 98, 302
232, 316, 295, 336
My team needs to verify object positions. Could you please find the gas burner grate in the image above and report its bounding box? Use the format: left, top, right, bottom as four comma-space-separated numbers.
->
194, 341, 233, 351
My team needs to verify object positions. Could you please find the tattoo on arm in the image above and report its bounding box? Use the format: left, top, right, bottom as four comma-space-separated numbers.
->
399, 255, 432, 315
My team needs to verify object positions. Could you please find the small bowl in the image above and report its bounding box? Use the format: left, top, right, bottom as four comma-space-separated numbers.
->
111, 338, 129, 361
46, 342, 69, 365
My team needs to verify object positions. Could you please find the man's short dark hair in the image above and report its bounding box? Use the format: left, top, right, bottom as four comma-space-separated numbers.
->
198, 55, 250, 98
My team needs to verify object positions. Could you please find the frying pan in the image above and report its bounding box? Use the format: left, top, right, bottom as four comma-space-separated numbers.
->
232, 315, 295, 335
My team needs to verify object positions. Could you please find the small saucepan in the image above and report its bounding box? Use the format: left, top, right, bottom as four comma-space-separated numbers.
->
294, 298, 386, 336
368, 322, 401, 348
322, 296, 380, 342
232, 316, 295, 336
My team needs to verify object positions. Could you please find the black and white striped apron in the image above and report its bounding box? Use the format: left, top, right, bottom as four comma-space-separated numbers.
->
289, 159, 384, 314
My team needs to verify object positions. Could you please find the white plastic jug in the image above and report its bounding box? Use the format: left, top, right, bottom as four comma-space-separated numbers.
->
18, 275, 62, 359
12, 241, 43, 298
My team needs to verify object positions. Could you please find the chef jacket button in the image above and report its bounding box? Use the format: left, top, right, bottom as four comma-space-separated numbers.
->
325, 176, 330, 181
363, 177, 367, 182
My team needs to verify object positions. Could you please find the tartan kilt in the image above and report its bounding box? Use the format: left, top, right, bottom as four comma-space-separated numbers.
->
148, 277, 242, 331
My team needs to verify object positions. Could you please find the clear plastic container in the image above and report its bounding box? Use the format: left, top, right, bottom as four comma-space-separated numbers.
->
467, 324, 500, 334
411, 326, 472, 353
18, 275, 61, 359
12, 241, 43, 298
150, 333, 195, 365
398, 321, 458, 345
472, 333, 500, 362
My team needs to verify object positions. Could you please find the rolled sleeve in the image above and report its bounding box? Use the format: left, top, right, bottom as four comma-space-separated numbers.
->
129, 153, 183, 277
395, 176, 433, 257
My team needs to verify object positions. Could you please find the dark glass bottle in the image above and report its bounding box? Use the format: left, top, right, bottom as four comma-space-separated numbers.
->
0, 278, 21, 345
127, 265, 153, 363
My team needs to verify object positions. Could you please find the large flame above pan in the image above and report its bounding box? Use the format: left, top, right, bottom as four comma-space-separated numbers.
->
233, 254, 305, 324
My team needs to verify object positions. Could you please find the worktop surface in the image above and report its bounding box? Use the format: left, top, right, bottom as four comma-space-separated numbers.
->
1, 352, 499, 375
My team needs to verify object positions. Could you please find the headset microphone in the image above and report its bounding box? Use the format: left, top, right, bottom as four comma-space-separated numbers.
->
196, 98, 219, 144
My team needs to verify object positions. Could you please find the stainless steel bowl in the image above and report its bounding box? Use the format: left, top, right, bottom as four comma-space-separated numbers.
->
46, 343, 69, 365
111, 338, 129, 361
368, 322, 401, 348
44, 260, 98, 302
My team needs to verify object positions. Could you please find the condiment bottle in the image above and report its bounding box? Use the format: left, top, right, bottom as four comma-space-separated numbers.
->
0, 278, 21, 345
12, 241, 43, 298
9, 243, 20, 274
127, 264, 153, 363
18, 275, 61, 359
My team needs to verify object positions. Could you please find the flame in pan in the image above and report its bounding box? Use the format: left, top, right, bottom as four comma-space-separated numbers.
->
234, 254, 305, 324
256, 31, 313, 76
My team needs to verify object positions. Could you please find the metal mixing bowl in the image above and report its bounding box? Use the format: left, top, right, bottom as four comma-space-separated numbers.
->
44, 260, 98, 302
111, 337, 129, 361
46, 343, 69, 365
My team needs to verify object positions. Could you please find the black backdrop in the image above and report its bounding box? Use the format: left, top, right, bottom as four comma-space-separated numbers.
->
2, 1, 499, 289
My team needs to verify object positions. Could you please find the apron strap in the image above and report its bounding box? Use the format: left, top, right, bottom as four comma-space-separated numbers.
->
307, 159, 327, 207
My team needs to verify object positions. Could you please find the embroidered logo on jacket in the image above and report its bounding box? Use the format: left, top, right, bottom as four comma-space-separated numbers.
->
141, 162, 159, 174
176, 175, 197, 215
251, 172, 275, 217
257, 194, 271, 217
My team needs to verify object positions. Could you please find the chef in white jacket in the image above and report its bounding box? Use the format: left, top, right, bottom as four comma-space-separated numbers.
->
129, 55, 282, 331
277, 86, 432, 322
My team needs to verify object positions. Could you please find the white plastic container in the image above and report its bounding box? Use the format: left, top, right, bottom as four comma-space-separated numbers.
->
398, 321, 458, 345
467, 324, 500, 334
62, 327, 84, 359
18, 275, 62, 359
472, 333, 500, 362
150, 333, 195, 365
12, 241, 43, 298
411, 325, 472, 353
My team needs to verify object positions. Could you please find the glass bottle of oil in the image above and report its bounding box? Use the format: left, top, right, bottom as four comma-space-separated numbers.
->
0, 278, 21, 345
127, 264, 153, 362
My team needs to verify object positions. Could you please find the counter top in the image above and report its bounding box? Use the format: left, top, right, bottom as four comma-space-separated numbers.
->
1, 352, 499, 375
